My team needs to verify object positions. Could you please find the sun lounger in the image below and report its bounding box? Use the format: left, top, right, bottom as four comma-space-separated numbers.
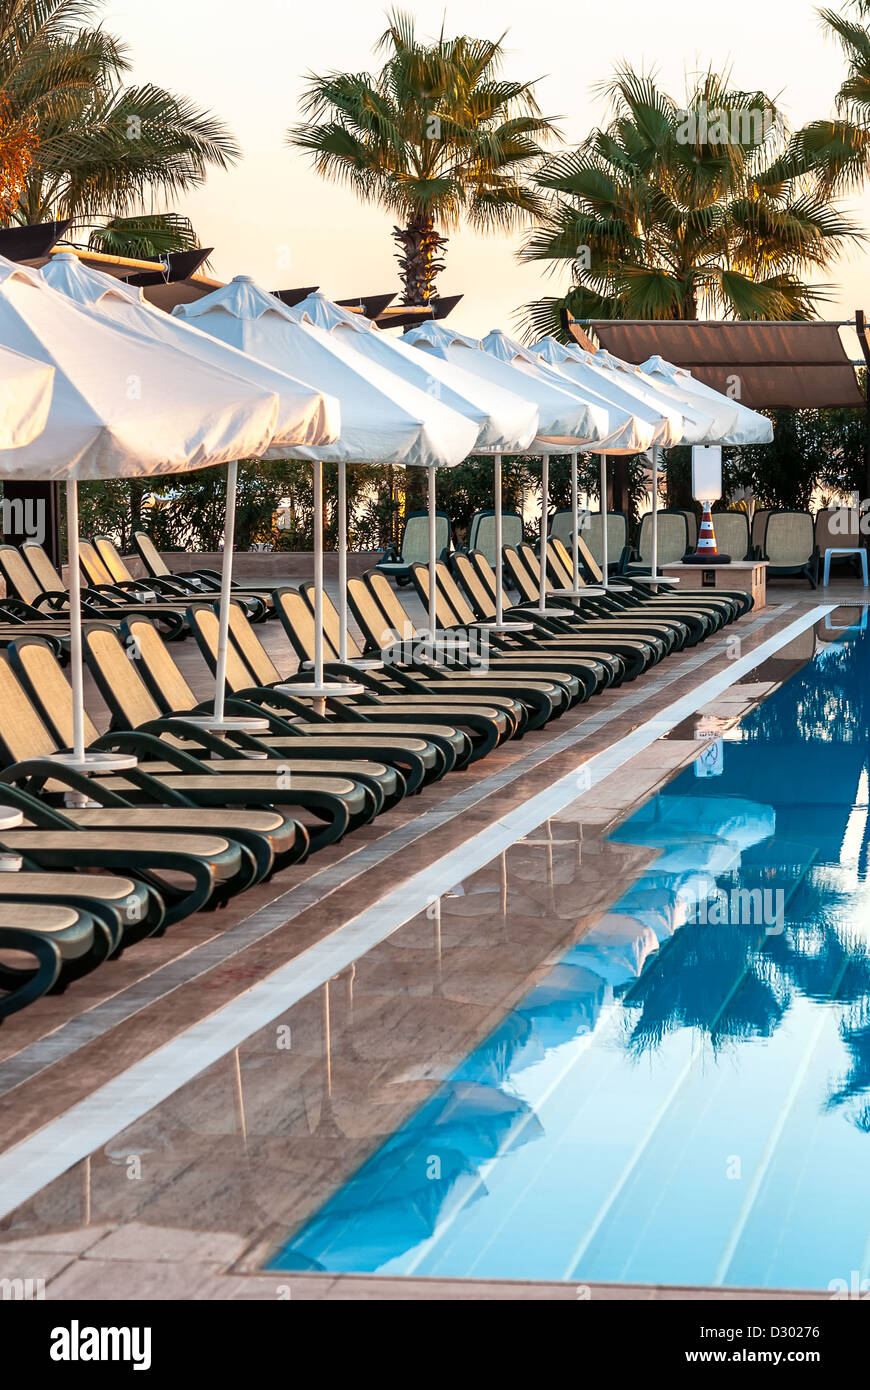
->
3, 542, 186, 641
132, 530, 296, 608
182, 602, 459, 787
464, 509, 523, 568
290, 582, 574, 730
2, 635, 362, 856
0, 901, 103, 1021
359, 566, 623, 689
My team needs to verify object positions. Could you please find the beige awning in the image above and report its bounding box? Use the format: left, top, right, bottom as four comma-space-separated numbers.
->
569, 318, 865, 408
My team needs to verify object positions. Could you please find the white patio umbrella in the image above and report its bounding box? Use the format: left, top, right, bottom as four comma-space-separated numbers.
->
0, 343, 54, 448
290, 291, 539, 653
42, 253, 340, 725
571, 346, 730, 581
406, 322, 617, 623
0, 255, 325, 773
535, 338, 746, 585
175, 277, 478, 694
635, 353, 773, 573
639, 356, 774, 446
532, 335, 682, 589
479, 329, 643, 613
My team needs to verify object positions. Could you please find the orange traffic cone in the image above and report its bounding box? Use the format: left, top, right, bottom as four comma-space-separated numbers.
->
684, 504, 730, 565
695, 504, 719, 557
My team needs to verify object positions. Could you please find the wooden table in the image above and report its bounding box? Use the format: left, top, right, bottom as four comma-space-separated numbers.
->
662, 560, 768, 610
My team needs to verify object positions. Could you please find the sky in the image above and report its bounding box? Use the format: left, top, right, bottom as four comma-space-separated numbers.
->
101, 0, 870, 336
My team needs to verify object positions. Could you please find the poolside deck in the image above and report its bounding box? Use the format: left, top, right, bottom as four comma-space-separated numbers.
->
0, 573, 862, 1300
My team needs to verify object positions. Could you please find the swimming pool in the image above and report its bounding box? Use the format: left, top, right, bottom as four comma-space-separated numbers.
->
269, 613, 870, 1290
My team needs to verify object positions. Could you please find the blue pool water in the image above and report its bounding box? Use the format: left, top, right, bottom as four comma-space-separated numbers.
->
270, 616, 870, 1289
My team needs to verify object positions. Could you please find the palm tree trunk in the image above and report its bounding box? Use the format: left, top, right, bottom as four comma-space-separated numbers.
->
392, 213, 447, 306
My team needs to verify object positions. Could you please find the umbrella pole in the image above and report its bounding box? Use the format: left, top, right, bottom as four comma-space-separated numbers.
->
337, 459, 348, 662
651, 444, 659, 577
66, 480, 86, 762
570, 449, 580, 590
484, 451, 532, 632
282, 460, 363, 709
494, 451, 504, 624
538, 454, 548, 613
427, 465, 437, 653
213, 459, 238, 723
314, 458, 324, 687
600, 454, 609, 587
50, 483, 138, 783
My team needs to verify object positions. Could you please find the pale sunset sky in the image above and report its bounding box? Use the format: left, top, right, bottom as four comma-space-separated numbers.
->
102, 0, 870, 334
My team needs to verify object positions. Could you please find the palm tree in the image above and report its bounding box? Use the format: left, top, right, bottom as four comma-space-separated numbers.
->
802, 0, 870, 192
0, 0, 239, 229
287, 8, 557, 306
87, 211, 203, 261
518, 66, 859, 340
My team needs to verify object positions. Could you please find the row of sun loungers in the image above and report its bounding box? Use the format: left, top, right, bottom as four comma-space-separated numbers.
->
0, 527, 755, 1021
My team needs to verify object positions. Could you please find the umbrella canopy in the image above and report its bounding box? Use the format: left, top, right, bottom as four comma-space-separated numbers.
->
408, 322, 623, 619
639, 355, 774, 446
532, 339, 717, 583
588, 347, 720, 445
174, 277, 477, 467
291, 291, 538, 453
406, 321, 608, 447
480, 329, 636, 614
41, 253, 342, 722
0, 343, 53, 449
42, 254, 339, 450
531, 336, 678, 450
478, 329, 612, 448
290, 290, 540, 656
0, 258, 283, 481
0, 254, 336, 765
175, 276, 478, 687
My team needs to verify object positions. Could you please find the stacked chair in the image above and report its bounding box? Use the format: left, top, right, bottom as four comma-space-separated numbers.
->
374, 509, 452, 587
758, 511, 819, 588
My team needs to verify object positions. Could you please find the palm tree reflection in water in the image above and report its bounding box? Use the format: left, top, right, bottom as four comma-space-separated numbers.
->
611, 625, 870, 1130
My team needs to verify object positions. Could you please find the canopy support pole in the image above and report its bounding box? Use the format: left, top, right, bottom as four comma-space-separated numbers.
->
282, 460, 363, 709
66, 480, 86, 762
600, 454, 609, 586
313, 457, 324, 687
213, 459, 238, 723
48, 481, 138, 782
538, 454, 549, 613
570, 449, 580, 590
427, 465, 437, 648
494, 451, 504, 624
484, 450, 532, 631
651, 445, 660, 577
337, 459, 348, 662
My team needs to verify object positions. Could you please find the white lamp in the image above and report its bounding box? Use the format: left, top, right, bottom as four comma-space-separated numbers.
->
691, 445, 723, 504
688, 445, 728, 562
